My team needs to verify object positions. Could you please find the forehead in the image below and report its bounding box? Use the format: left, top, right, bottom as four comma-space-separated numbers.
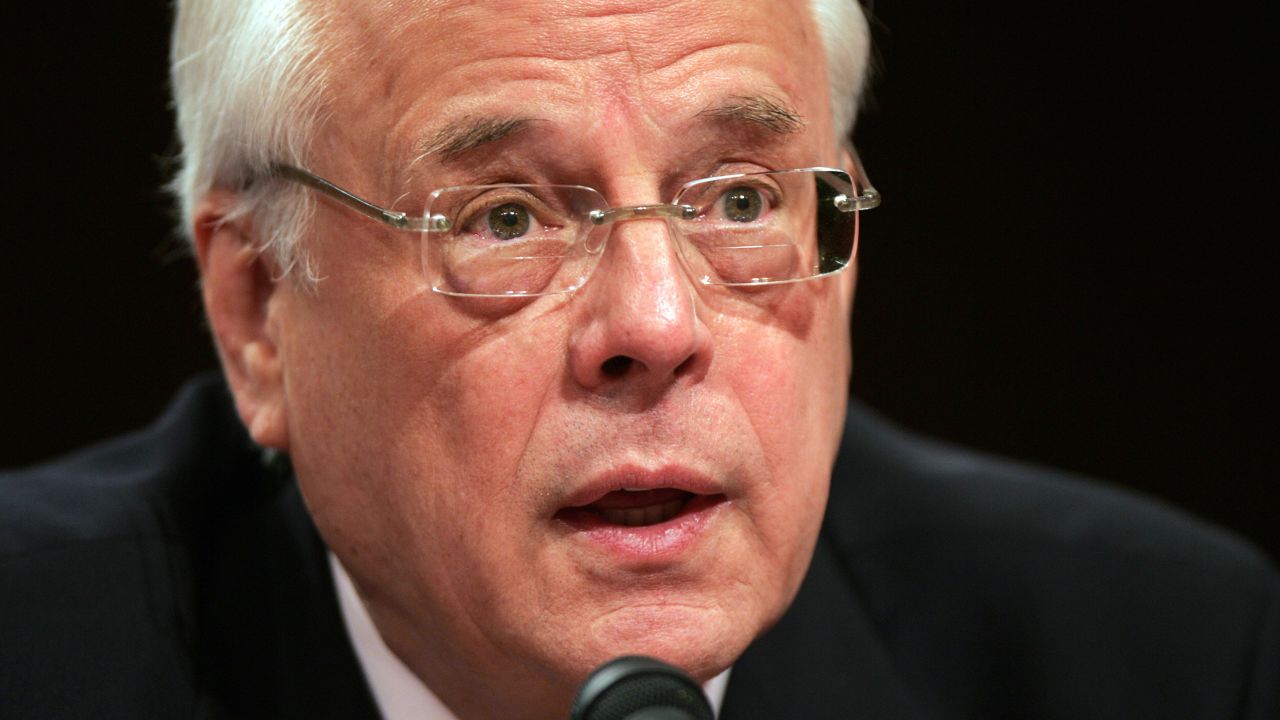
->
316, 0, 829, 173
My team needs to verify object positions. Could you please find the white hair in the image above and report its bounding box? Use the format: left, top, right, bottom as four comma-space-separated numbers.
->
169, 0, 872, 281
169, 0, 330, 281
811, 0, 874, 145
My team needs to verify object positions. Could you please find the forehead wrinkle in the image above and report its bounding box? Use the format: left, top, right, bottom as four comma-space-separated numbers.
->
697, 95, 805, 136
328, 0, 823, 185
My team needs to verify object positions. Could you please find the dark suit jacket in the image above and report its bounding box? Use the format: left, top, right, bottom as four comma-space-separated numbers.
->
3, 376, 1276, 719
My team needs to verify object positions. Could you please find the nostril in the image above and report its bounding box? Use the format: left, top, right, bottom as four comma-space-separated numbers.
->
601, 355, 633, 378
674, 354, 695, 378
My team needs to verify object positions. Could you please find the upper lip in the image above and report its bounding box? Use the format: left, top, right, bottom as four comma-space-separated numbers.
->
559, 464, 725, 510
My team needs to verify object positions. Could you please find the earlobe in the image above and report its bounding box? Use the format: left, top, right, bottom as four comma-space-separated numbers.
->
193, 192, 290, 450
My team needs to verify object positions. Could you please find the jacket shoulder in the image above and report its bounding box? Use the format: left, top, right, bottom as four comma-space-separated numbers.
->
821, 401, 1279, 719
0, 375, 268, 717
0, 375, 260, 556
827, 400, 1276, 580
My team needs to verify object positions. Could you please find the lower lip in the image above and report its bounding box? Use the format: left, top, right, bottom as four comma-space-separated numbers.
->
555, 494, 726, 560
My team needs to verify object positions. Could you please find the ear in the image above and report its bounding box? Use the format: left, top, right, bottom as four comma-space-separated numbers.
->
192, 191, 290, 450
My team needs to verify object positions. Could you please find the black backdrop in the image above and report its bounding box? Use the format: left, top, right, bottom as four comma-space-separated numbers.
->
2, 3, 1275, 561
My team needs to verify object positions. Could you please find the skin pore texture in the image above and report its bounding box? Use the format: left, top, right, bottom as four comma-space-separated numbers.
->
196, 0, 857, 717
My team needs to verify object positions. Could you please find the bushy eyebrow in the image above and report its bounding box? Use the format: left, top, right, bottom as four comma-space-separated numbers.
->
697, 95, 805, 135
415, 116, 535, 161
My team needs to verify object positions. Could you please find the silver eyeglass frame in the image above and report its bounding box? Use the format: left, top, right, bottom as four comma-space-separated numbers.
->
269, 159, 881, 234
267, 158, 882, 296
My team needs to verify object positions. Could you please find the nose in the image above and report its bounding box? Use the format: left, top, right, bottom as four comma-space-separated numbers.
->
568, 216, 711, 398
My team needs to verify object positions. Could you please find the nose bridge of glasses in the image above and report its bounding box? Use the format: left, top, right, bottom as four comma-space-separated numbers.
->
582, 202, 703, 287
589, 203, 697, 226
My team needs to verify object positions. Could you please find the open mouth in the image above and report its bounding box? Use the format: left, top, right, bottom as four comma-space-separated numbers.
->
556, 488, 725, 530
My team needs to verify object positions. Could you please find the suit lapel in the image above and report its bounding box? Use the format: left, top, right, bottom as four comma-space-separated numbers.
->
190, 461, 382, 719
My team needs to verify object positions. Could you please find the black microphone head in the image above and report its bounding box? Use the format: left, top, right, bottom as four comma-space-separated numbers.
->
570, 655, 714, 720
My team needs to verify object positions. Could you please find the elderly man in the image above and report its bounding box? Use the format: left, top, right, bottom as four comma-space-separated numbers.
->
2, 0, 1277, 718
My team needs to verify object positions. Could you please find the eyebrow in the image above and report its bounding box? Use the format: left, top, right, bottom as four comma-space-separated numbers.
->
415, 116, 535, 161
410, 95, 801, 166
697, 95, 805, 135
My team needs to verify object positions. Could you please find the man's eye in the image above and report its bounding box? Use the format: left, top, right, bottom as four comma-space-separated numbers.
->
722, 187, 763, 222
488, 203, 531, 240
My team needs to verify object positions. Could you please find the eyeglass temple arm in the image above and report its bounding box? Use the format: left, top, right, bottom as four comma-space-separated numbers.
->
819, 149, 882, 212
270, 164, 445, 232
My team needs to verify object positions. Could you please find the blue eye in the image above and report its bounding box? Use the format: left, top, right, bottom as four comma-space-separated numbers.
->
723, 187, 763, 222
488, 203, 531, 240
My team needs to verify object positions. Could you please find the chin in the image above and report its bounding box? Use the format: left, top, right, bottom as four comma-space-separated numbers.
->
573, 601, 761, 683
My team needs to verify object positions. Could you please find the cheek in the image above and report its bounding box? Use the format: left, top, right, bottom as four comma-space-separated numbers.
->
716, 286, 849, 449
280, 280, 569, 564
713, 287, 848, 569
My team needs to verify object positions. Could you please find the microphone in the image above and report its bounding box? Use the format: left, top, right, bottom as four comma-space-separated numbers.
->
570, 655, 714, 720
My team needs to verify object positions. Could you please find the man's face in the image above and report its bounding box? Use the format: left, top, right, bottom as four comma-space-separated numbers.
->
259, 0, 854, 714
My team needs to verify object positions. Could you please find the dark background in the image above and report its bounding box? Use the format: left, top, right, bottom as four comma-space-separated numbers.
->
2, 3, 1275, 561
